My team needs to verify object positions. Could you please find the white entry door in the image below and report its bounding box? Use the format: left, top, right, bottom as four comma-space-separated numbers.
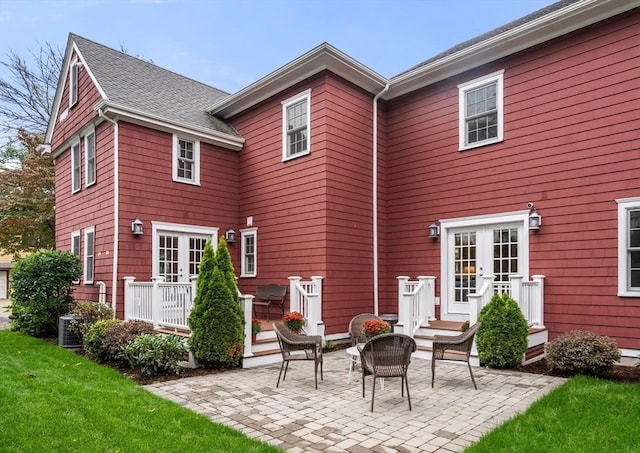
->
152, 223, 217, 282
441, 215, 528, 321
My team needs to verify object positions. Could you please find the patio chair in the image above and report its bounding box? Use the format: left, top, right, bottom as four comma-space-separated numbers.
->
431, 322, 481, 390
273, 321, 323, 389
253, 284, 287, 320
349, 313, 382, 346
360, 333, 416, 412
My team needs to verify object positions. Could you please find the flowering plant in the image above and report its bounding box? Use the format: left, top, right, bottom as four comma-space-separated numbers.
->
362, 319, 391, 339
284, 311, 305, 332
252, 319, 262, 336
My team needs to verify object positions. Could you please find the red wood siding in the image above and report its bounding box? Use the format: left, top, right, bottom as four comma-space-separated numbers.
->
229, 72, 379, 334
383, 9, 640, 348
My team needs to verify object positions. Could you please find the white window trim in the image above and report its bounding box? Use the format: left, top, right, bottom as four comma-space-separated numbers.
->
151, 221, 217, 277
69, 57, 78, 107
172, 134, 200, 185
71, 138, 81, 193
617, 197, 640, 296
240, 228, 257, 277
83, 125, 96, 187
71, 230, 81, 284
282, 89, 311, 161
458, 70, 504, 151
84, 226, 95, 284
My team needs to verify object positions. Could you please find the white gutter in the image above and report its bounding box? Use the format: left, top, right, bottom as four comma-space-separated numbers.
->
372, 84, 389, 316
98, 108, 119, 318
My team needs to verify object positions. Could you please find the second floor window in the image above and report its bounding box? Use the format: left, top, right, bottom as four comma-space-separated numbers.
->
458, 70, 504, 150
173, 135, 200, 185
282, 90, 311, 160
71, 140, 81, 193
85, 128, 96, 186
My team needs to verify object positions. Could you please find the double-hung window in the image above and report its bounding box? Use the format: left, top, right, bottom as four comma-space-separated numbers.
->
172, 135, 200, 185
458, 70, 504, 150
241, 228, 257, 277
84, 126, 96, 187
70, 58, 79, 107
617, 197, 640, 296
282, 90, 311, 160
71, 230, 81, 284
71, 140, 81, 193
84, 227, 95, 284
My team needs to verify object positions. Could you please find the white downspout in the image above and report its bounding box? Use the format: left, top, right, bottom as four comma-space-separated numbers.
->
98, 108, 119, 318
372, 84, 389, 316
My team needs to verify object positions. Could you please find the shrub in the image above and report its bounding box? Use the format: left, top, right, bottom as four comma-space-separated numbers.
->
68, 301, 114, 337
102, 320, 155, 364
476, 292, 529, 368
546, 330, 621, 376
9, 250, 81, 337
84, 319, 120, 362
123, 334, 188, 376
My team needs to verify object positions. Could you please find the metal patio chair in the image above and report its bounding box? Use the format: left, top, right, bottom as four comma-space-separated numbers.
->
431, 322, 481, 390
273, 321, 323, 389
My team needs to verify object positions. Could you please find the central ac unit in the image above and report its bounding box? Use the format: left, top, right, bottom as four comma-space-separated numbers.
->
58, 315, 83, 349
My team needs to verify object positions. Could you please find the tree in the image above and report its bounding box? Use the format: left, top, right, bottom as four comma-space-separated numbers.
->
0, 129, 55, 255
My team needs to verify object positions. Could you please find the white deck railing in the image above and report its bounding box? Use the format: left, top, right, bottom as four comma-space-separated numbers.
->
288, 276, 324, 337
397, 276, 436, 336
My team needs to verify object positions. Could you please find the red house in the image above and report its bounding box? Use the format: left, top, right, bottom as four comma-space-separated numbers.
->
42, 0, 640, 365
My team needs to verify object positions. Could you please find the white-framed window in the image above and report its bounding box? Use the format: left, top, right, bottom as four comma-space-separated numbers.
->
241, 228, 257, 277
617, 197, 640, 296
84, 226, 95, 284
172, 135, 200, 185
70, 58, 79, 107
458, 70, 504, 150
84, 126, 96, 187
282, 90, 311, 161
71, 139, 81, 193
71, 230, 81, 284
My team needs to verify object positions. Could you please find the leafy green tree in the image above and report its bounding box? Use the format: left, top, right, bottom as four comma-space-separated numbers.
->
188, 240, 244, 368
9, 250, 81, 337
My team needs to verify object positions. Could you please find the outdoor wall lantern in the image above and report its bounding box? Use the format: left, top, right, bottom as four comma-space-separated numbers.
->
131, 218, 144, 236
225, 228, 236, 243
528, 203, 541, 230
428, 221, 440, 239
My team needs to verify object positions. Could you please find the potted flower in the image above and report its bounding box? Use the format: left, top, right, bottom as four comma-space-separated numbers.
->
284, 311, 305, 333
461, 320, 470, 332
251, 319, 262, 343
362, 318, 391, 339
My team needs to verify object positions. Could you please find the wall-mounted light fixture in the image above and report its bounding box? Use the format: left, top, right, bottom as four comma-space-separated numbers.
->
528, 203, 541, 230
428, 221, 440, 239
131, 218, 143, 236
225, 228, 236, 243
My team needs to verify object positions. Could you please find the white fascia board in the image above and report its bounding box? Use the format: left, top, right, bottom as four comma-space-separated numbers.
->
386, 0, 640, 100
208, 43, 388, 118
96, 101, 245, 151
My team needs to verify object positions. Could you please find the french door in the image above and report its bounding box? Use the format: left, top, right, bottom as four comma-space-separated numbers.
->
441, 217, 527, 320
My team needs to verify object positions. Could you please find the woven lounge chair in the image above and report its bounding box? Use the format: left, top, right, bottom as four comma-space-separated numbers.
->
273, 321, 323, 389
431, 322, 481, 390
360, 333, 416, 412
348, 313, 382, 346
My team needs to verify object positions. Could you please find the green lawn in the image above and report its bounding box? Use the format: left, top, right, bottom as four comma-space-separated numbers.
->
465, 375, 640, 452
0, 330, 281, 453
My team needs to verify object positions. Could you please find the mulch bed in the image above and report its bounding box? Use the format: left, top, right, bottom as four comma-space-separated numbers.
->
515, 358, 640, 384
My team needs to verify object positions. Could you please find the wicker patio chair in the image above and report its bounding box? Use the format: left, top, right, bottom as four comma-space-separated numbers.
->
360, 333, 417, 412
273, 321, 323, 389
349, 313, 382, 346
431, 322, 481, 390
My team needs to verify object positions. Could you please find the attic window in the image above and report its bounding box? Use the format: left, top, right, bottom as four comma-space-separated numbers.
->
70, 58, 79, 107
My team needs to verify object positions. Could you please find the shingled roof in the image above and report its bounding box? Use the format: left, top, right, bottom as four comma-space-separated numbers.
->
70, 33, 239, 137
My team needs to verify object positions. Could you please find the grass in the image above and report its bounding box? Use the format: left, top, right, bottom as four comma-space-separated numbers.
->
0, 330, 281, 453
465, 374, 640, 452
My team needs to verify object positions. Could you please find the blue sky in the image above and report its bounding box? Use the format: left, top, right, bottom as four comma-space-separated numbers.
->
0, 0, 554, 93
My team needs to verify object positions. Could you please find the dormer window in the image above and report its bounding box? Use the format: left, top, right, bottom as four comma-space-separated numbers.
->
70, 58, 79, 107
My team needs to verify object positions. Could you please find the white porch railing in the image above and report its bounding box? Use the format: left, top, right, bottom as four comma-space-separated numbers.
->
468, 274, 545, 327
288, 276, 324, 337
396, 276, 436, 336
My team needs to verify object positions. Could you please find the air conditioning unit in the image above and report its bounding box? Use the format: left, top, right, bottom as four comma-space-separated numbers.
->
58, 315, 83, 349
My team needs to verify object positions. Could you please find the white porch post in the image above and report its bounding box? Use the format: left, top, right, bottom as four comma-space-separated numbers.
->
510, 274, 523, 318
418, 275, 436, 325
308, 276, 324, 336
397, 276, 410, 335
123, 276, 135, 321
532, 275, 546, 327
151, 276, 164, 328
240, 294, 255, 357
288, 276, 301, 313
